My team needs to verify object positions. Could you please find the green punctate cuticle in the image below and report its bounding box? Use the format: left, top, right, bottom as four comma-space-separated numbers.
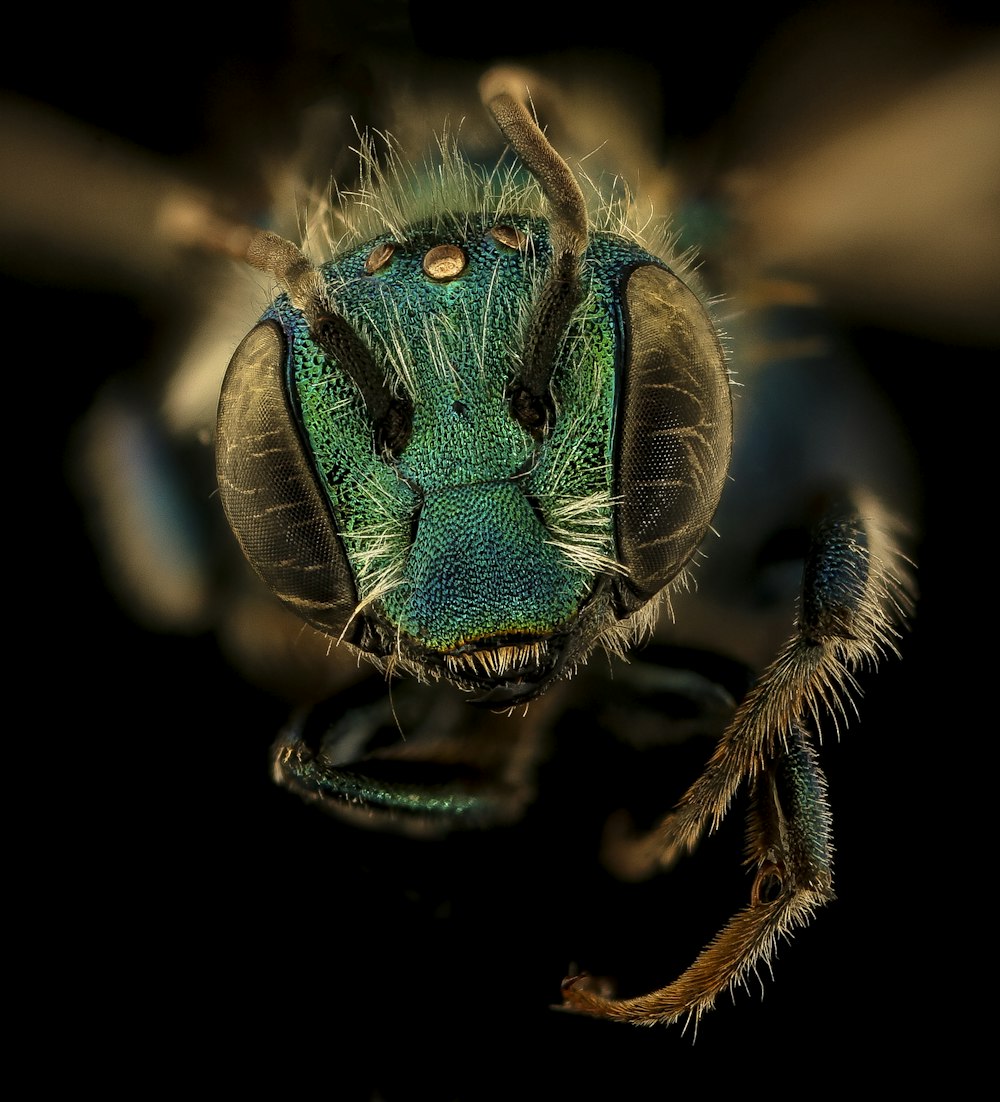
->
277, 216, 659, 651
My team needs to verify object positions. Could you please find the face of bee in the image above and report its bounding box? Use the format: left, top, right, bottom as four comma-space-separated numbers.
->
10, 0, 986, 1076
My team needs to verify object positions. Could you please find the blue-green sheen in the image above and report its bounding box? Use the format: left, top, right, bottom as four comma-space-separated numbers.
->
266, 214, 658, 653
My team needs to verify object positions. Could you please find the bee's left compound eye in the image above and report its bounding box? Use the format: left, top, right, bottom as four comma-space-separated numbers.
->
612, 264, 732, 615
216, 321, 363, 645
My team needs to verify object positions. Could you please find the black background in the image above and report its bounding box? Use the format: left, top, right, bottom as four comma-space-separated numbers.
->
8, 1, 991, 1094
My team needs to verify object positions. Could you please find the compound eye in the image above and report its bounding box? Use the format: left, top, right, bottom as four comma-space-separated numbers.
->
216, 321, 363, 643
613, 265, 733, 613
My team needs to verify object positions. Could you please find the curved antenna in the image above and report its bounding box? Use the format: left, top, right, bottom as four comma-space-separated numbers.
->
172, 201, 409, 453
242, 231, 408, 449
479, 68, 589, 261
479, 68, 591, 436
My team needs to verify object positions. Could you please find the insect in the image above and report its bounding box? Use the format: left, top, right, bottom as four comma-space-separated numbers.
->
32, 17, 991, 1065
121, 62, 913, 1031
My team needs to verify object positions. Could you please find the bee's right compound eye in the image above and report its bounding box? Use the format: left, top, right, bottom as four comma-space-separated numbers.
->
216, 321, 363, 644
612, 264, 733, 615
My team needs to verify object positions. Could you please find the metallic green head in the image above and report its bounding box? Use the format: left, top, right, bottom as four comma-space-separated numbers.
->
217, 80, 731, 704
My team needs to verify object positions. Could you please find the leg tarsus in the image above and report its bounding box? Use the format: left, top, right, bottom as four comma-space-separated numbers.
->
564, 728, 835, 1026
570, 488, 913, 1025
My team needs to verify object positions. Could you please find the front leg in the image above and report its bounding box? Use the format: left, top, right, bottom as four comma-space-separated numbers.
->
563, 493, 913, 1025
272, 675, 564, 837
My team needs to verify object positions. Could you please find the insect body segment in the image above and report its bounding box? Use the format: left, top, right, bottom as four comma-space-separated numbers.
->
290, 217, 599, 662
218, 81, 731, 706
210, 68, 911, 1030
